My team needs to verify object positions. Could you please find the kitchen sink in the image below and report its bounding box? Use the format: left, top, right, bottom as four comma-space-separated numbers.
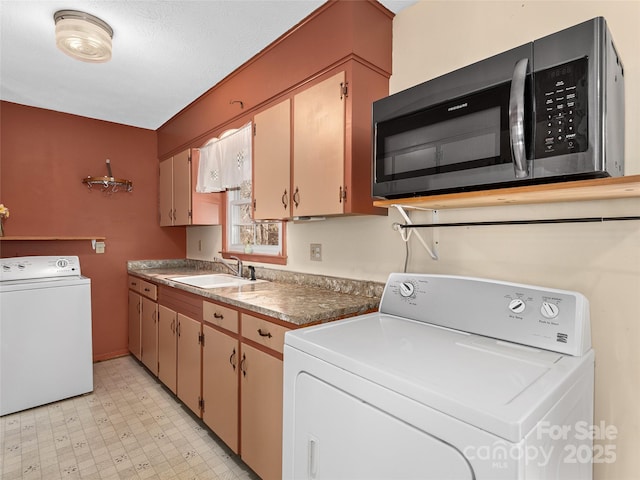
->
169, 274, 265, 289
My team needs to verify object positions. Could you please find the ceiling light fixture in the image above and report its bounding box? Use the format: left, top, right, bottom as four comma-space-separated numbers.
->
54, 10, 113, 63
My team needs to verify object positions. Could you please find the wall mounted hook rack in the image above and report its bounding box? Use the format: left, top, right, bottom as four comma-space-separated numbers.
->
82, 159, 133, 193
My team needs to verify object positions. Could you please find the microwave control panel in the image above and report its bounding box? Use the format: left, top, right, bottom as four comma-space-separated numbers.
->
534, 57, 588, 158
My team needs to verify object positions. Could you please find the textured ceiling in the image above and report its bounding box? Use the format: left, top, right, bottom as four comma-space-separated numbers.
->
0, 1, 416, 130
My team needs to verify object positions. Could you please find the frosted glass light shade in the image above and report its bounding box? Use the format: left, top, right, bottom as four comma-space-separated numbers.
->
54, 10, 113, 63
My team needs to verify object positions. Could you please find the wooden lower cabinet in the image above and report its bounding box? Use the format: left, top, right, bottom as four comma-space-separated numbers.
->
128, 290, 142, 360
158, 305, 178, 393
240, 342, 284, 480
140, 296, 158, 375
132, 286, 292, 480
177, 313, 202, 415
202, 324, 239, 453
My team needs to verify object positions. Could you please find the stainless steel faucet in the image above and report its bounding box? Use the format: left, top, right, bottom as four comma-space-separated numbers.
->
215, 256, 243, 278
230, 256, 243, 278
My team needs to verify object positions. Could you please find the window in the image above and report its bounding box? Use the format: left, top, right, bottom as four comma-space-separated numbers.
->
225, 182, 285, 261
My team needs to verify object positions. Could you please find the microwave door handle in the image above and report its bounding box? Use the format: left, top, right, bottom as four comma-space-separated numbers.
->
509, 58, 529, 178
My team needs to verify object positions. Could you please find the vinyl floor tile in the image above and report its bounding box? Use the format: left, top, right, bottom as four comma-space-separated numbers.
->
0, 356, 259, 480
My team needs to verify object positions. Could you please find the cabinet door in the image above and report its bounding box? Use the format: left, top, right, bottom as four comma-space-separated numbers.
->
140, 296, 158, 375
240, 343, 283, 480
158, 305, 178, 394
173, 150, 192, 225
253, 99, 291, 220
177, 313, 202, 415
293, 71, 345, 217
202, 324, 239, 453
159, 157, 174, 226
128, 291, 142, 360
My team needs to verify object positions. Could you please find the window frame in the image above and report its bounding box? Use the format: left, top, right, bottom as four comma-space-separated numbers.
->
221, 190, 287, 265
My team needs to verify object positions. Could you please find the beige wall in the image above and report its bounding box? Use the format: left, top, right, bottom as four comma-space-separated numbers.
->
188, 2, 640, 478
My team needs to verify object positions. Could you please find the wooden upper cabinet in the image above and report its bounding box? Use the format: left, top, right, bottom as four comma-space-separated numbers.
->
156, 0, 392, 219
172, 150, 192, 225
253, 99, 291, 220
159, 148, 222, 226
291, 64, 387, 217
293, 71, 346, 217
159, 158, 174, 226
253, 63, 388, 220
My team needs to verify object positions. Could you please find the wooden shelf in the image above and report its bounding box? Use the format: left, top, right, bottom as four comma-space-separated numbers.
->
373, 175, 640, 210
0, 236, 106, 241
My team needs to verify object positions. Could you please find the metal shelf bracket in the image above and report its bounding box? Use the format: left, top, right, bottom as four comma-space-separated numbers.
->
392, 205, 439, 260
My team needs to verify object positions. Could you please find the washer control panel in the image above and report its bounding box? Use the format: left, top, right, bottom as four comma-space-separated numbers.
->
380, 273, 590, 356
0, 256, 81, 281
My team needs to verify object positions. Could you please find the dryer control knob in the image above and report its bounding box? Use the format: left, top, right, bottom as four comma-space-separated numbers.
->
399, 282, 415, 298
508, 298, 526, 314
541, 301, 559, 319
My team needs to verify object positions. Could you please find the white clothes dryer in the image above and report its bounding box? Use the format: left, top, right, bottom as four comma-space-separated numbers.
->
283, 274, 594, 479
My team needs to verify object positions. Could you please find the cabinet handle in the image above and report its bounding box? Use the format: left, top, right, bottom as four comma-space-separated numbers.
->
293, 187, 300, 208
137, 303, 141, 314
131, 282, 137, 286
213, 312, 224, 319
240, 353, 247, 377
168, 209, 173, 220
339, 185, 347, 203
229, 348, 237, 371
257, 328, 272, 338
282, 189, 288, 209
171, 319, 175, 334
177, 321, 181, 337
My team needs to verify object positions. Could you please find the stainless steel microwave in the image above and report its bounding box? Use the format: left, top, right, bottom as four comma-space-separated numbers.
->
372, 17, 625, 199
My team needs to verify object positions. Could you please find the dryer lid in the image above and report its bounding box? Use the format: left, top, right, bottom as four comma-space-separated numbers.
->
285, 312, 594, 443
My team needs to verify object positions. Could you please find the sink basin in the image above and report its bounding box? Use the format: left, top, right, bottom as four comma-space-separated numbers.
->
169, 274, 265, 289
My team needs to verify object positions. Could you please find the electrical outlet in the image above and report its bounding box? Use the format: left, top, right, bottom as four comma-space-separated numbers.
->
310, 243, 322, 261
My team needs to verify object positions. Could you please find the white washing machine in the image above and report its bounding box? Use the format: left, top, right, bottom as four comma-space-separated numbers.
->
0, 256, 93, 416
283, 274, 594, 479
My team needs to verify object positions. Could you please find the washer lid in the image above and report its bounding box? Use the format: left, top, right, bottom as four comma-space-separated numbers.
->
285, 312, 593, 443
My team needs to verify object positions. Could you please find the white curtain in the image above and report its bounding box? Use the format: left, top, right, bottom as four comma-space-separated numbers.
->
196, 122, 252, 192
196, 138, 223, 192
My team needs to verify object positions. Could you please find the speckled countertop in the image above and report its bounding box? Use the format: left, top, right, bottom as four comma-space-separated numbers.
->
128, 259, 383, 327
